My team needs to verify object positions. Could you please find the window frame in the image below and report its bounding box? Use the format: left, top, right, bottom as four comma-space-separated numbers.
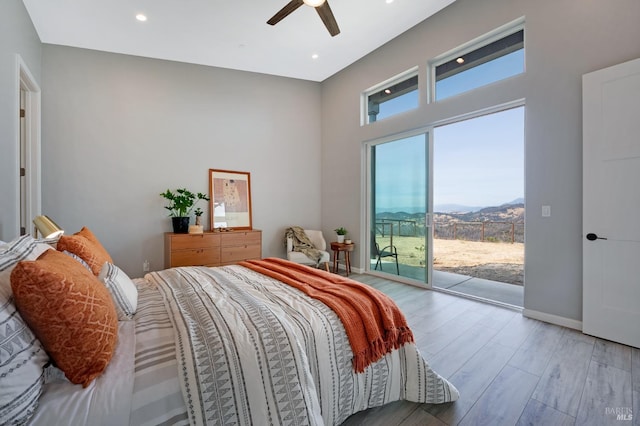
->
428, 17, 525, 103
361, 66, 419, 126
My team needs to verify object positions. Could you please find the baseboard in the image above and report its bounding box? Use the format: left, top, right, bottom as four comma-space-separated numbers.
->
522, 309, 582, 331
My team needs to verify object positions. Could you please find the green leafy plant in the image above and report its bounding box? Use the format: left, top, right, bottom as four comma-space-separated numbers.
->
160, 188, 209, 217
334, 227, 347, 235
194, 207, 204, 217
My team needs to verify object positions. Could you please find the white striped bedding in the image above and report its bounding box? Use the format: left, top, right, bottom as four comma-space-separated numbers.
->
129, 279, 189, 426
144, 265, 459, 425
28, 280, 184, 426
30, 264, 458, 425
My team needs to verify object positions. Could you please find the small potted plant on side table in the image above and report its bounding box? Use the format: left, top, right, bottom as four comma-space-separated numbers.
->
334, 227, 347, 244
160, 188, 209, 234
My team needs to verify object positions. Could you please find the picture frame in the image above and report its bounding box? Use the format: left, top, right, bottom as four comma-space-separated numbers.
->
209, 169, 253, 230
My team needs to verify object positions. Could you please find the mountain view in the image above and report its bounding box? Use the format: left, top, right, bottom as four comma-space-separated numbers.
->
375, 199, 525, 244
374, 200, 525, 285
434, 197, 524, 214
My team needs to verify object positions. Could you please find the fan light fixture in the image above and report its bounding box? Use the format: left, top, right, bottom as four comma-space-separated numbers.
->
267, 0, 339, 37
33, 215, 64, 239
303, 0, 326, 6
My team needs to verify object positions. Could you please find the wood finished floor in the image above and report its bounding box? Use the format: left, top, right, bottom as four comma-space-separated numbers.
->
340, 273, 639, 426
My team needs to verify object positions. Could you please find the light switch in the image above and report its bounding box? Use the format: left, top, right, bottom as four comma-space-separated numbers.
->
542, 205, 551, 217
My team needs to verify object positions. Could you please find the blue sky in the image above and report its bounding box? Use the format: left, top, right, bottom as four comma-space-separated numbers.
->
434, 107, 524, 208
374, 51, 525, 213
436, 51, 524, 100
375, 107, 524, 212
375, 135, 427, 213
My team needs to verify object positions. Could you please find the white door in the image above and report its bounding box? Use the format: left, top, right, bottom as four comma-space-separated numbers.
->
583, 57, 640, 348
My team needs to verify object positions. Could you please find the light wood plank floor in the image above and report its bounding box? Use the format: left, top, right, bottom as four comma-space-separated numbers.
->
340, 273, 638, 426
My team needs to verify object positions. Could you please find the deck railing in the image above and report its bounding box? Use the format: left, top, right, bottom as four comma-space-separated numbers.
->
434, 221, 524, 243
374, 216, 525, 244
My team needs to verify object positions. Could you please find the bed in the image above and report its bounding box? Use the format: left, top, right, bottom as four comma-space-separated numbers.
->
1, 231, 458, 426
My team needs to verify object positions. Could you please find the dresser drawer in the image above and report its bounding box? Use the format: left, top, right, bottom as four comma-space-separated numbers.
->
169, 233, 220, 250
220, 245, 261, 264
165, 230, 261, 268
169, 248, 220, 267
220, 231, 261, 247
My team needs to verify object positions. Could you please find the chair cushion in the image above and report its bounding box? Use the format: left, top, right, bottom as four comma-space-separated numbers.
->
286, 228, 329, 267
288, 250, 330, 265
303, 230, 327, 251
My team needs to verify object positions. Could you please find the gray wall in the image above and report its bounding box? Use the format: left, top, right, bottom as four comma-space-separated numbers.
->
320, 0, 640, 322
6, 0, 640, 324
41, 46, 322, 276
0, 0, 41, 239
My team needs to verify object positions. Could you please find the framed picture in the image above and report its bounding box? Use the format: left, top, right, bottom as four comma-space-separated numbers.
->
209, 169, 253, 230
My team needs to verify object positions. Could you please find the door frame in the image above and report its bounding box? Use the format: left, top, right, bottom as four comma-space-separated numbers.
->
15, 54, 42, 235
362, 127, 434, 289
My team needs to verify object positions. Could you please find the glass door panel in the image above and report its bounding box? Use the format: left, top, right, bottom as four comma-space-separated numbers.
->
368, 133, 431, 286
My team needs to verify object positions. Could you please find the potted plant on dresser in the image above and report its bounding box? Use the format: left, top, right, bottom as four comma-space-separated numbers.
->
190, 208, 205, 234
160, 188, 209, 233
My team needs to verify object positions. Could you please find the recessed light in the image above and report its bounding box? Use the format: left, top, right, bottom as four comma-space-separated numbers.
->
136, 14, 147, 22
386, 0, 394, 4
384, 89, 392, 94
312, 53, 319, 60
456, 57, 465, 64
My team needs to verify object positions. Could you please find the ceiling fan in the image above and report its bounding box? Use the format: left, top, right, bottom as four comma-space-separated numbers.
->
267, 0, 340, 37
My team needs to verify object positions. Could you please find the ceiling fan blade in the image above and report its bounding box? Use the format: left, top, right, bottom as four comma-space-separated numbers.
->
267, 0, 304, 25
316, 1, 340, 36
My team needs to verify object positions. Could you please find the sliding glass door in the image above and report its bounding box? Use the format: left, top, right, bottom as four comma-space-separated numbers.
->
367, 132, 431, 287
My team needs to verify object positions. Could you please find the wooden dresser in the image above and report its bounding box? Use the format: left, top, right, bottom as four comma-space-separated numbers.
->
164, 230, 262, 269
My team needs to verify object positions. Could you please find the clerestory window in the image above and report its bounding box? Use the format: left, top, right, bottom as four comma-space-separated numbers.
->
431, 20, 524, 101
363, 69, 418, 125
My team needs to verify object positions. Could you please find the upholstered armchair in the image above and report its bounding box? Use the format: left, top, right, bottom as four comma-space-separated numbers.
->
286, 229, 330, 271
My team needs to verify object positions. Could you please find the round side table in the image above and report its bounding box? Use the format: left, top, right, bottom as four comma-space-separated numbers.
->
330, 241, 355, 276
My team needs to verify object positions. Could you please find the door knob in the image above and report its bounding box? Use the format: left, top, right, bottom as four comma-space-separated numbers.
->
586, 233, 607, 241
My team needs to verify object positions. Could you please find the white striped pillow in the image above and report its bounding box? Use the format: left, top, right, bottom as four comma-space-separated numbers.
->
62, 250, 92, 271
0, 235, 52, 300
98, 263, 138, 320
0, 299, 49, 424
0, 235, 50, 425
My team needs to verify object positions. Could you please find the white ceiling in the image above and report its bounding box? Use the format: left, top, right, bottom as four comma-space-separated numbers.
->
22, 0, 455, 82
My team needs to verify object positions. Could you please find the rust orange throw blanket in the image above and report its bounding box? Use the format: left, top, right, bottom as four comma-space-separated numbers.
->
239, 258, 414, 373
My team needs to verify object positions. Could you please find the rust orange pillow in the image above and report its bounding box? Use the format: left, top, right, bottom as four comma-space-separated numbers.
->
57, 226, 113, 275
10, 249, 118, 387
